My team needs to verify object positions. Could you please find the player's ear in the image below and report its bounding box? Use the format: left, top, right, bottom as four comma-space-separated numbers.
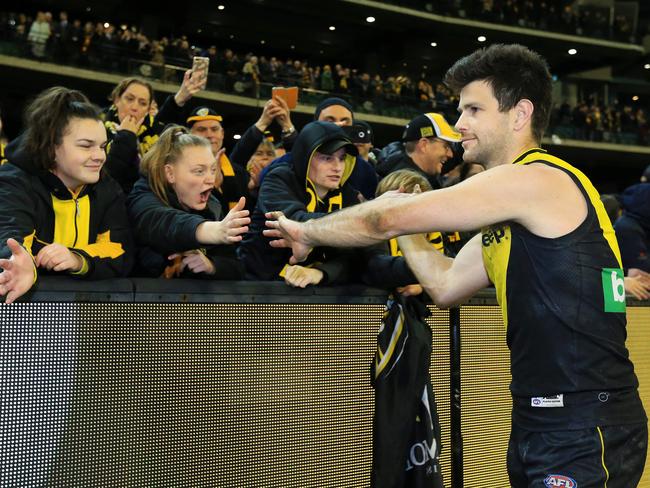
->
513, 99, 534, 132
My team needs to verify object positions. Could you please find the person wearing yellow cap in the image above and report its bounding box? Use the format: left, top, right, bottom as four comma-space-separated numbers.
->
375, 112, 461, 190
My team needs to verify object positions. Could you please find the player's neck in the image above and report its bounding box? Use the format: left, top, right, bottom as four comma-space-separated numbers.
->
489, 139, 539, 169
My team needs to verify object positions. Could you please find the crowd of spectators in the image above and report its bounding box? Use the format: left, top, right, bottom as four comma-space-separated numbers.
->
0, 9, 457, 118
550, 99, 650, 146
1, 8, 649, 146
391, 0, 638, 43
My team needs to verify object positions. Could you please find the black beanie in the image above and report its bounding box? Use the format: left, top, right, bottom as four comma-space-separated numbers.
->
314, 97, 354, 120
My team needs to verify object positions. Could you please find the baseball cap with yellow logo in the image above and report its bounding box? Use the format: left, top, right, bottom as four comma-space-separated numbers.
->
401, 112, 461, 142
186, 106, 223, 126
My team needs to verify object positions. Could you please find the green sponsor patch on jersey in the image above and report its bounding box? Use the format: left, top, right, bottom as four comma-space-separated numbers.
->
601, 268, 626, 313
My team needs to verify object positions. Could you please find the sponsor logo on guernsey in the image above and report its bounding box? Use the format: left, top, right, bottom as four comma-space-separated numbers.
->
601, 268, 626, 313
481, 227, 507, 247
544, 474, 577, 487
531, 394, 564, 408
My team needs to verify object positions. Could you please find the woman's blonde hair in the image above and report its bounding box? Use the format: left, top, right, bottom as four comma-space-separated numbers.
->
140, 124, 211, 206
375, 169, 432, 197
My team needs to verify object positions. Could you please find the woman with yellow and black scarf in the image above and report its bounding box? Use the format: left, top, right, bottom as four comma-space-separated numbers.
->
101, 70, 205, 193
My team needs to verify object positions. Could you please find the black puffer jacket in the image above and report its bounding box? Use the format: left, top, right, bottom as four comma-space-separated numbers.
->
127, 177, 243, 279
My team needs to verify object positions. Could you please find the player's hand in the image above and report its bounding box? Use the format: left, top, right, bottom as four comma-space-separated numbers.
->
264, 211, 311, 264
624, 275, 650, 300
284, 265, 323, 288
35, 243, 83, 273
0, 238, 36, 304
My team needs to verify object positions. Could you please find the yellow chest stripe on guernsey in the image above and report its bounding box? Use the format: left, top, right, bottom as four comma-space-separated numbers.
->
481, 225, 511, 327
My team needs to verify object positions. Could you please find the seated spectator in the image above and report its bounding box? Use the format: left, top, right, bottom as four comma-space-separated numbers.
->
102, 72, 204, 193
376, 112, 461, 190
127, 125, 249, 279
186, 97, 290, 211
238, 121, 360, 285
0, 86, 133, 303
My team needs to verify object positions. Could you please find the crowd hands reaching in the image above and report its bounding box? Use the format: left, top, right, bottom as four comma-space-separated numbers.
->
0, 53, 485, 304
1, 15, 650, 304
2, 69, 650, 303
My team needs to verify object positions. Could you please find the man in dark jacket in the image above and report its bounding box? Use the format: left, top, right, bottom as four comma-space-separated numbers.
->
376, 112, 461, 190
240, 121, 416, 289
615, 183, 650, 273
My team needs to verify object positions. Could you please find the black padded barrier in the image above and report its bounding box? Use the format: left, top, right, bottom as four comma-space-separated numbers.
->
1, 278, 649, 487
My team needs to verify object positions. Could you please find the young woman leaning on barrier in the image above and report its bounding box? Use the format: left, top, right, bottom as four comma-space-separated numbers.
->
127, 125, 249, 279
0, 86, 134, 303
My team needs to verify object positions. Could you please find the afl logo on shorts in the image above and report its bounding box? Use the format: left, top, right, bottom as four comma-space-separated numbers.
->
544, 474, 577, 487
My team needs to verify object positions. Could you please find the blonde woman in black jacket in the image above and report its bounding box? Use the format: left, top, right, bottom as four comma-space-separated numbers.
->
127, 125, 249, 279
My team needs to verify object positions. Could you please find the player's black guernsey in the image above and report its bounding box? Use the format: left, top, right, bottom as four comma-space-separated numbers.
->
481, 148, 646, 430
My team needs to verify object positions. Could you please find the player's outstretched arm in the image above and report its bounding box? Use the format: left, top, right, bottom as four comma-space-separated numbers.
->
397, 233, 490, 308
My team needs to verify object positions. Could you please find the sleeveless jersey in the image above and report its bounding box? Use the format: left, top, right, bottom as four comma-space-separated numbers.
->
481, 149, 645, 429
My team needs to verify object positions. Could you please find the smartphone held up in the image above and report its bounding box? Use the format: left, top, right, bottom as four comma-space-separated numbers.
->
192, 56, 210, 89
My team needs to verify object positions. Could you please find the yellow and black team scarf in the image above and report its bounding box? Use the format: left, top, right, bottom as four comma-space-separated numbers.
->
102, 107, 160, 157
304, 178, 343, 213
0, 142, 6, 165
215, 152, 245, 210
